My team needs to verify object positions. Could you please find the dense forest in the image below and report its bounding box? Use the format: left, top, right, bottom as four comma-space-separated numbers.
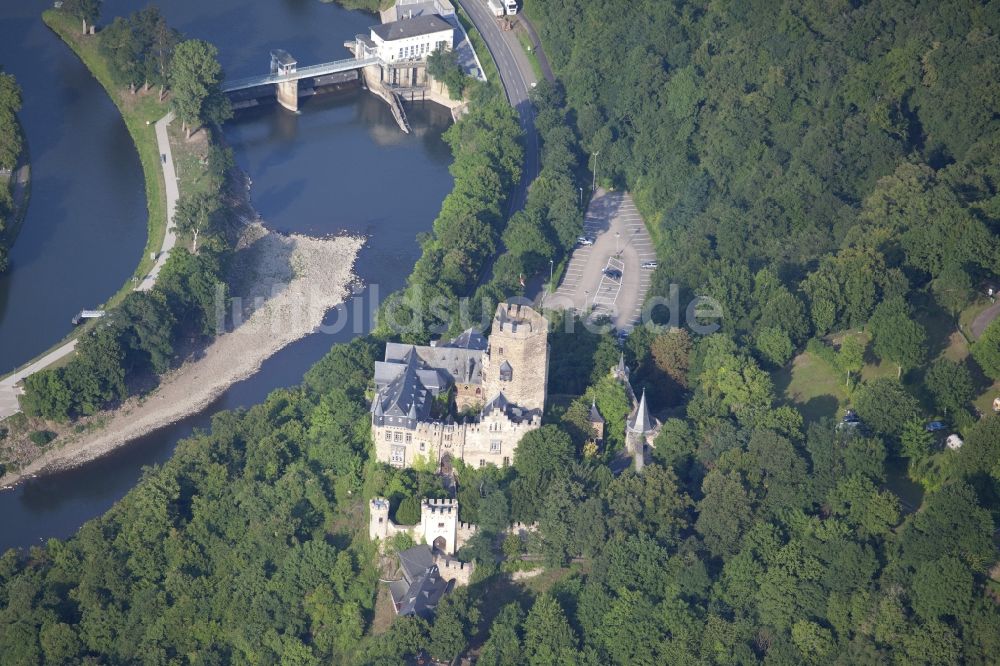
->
0, 69, 23, 274
2, 0, 1000, 664
526, 0, 999, 348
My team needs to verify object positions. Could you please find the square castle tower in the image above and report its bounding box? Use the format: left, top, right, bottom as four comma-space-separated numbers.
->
371, 303, 549, 469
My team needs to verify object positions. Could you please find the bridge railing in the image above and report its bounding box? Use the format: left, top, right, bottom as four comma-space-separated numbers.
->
222, 56, 382, 92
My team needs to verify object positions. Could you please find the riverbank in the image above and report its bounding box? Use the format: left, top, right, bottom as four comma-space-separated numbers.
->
0, 136, 30, 245
0, 222, 363, 486
42, 10, 168, 310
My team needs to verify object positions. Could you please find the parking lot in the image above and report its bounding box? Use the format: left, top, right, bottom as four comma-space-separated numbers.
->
546, 190, 658, 331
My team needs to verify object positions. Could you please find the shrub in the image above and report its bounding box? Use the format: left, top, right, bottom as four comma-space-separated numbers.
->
29, 430, 57, 447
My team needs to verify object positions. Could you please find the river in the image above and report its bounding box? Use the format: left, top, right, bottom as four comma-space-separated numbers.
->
0, 0, 454, 552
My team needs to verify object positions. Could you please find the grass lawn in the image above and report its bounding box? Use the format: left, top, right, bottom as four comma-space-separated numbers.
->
773, 350, 848, 424
515, 25, 544, 81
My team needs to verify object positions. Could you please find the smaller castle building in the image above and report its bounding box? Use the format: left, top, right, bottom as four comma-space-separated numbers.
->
369, 497, 477, 556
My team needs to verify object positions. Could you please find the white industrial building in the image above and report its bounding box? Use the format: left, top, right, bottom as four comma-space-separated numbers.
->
369, 14, 454, 63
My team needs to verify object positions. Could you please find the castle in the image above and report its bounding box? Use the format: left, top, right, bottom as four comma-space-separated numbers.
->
371, 303, 549, 469
369, 497, 476, 556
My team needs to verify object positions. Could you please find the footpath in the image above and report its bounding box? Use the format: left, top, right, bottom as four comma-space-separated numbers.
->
0, 113, 178, 421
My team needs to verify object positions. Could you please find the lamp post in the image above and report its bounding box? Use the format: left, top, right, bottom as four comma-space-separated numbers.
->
591, 151, 600, 192
549, 259, 554, 292
615, 231, 620, 253
578, 186, 583, 207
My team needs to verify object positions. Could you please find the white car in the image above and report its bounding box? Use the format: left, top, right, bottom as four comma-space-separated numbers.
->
641, 261, 658, 269
577, 236, 594, 246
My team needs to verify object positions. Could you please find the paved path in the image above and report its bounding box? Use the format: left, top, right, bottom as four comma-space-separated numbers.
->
137, 112, 178, 291
455, 0, 541, 212
546, 190, 657, 331
0, 113, 178, 420
971, 300, 1000, 339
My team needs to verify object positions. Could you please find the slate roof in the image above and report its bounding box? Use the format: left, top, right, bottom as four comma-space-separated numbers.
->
372, 352, 432, 429
627, 388, 653, 434
371, 14, 453, 42
399, 545, 435, 582
384, 342, 483, 387
447, 328, 487, 350
390, 545, 452, 619
589, 399, 605, 424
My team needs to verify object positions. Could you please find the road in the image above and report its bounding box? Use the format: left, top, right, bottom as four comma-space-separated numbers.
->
454, 0, 544, 212
0, 113, 179, 421
971, 299, 1000, 339
137, 112, 179, 291
546, 190, 657, 331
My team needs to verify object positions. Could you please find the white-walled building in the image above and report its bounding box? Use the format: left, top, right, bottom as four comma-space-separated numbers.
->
369, 14, 454, 63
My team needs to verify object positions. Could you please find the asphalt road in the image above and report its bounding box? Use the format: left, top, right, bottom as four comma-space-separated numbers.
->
454, 0, 541, 212
547, 190, 657, 331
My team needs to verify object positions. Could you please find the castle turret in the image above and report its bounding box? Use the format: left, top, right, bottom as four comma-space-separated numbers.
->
370, 497, 392, 541
626, 389, 654, 472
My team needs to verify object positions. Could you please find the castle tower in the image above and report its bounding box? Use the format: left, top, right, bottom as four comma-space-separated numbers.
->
481, 303, 549, 412
420, 499, 460, 555
369, 497, 392, 541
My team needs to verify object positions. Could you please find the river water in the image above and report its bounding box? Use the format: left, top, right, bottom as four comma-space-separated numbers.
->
0, 0, 454, 552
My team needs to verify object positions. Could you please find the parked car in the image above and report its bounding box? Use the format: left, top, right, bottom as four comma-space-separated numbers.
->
576, 236, 594, 246
604, 268, 622, 280
641, 261, 658, 269
842, 409, 860, 424
925, 420, 947, 432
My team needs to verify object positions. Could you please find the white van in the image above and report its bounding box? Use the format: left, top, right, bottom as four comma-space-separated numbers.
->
505, 0, 518, 15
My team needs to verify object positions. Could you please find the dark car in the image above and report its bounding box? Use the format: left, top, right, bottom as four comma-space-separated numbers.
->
925, 420, 947, 432
842, 409, 860, 424
604, 268, 622, 280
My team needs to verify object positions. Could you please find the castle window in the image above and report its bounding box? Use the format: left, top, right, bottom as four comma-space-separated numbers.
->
420, 442, 425, 452
384, 432, 391, 441
479, 459, 485, 468
490, 440, 501, 453
394, 432, 403, 443
503, 456, 510, 467
390, 446, 405, 465
378, 517, 384, 523
438, 523, 445, 529
499, 361, 513, 382
405, 433, 412, 443
498, 347, 504, 355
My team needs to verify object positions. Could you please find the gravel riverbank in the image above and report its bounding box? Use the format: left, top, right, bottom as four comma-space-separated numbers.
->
0, 223, 363, 487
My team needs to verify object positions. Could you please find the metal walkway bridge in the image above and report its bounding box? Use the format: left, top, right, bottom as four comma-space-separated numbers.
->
222, 56, 382, 93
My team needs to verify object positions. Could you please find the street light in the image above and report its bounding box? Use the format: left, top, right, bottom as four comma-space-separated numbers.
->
578, 186, 583, 207
549, 259, 554, 292
591, 151, 600, 192
615, 231, 620, 253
